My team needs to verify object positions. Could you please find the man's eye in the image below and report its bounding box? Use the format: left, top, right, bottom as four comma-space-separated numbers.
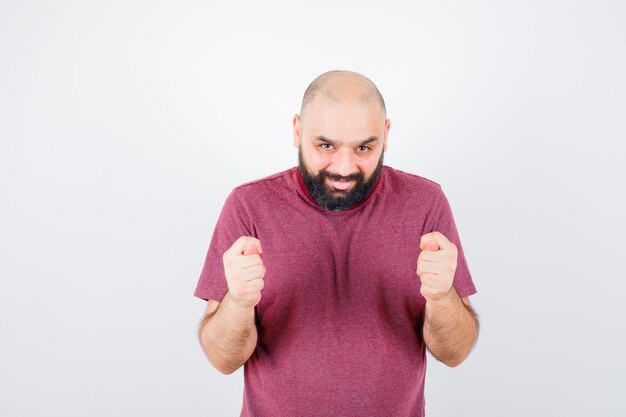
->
357, 146, 371, 152
320, 143, 332, 150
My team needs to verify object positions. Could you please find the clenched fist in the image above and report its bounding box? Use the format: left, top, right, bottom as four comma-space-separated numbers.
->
416, 231, 458, 302
223, 236, 266, 309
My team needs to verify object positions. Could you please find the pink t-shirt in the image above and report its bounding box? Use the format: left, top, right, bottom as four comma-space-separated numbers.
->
194, 165, 477, 417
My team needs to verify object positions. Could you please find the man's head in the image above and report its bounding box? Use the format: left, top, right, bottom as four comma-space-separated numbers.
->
293, 70, 391, 211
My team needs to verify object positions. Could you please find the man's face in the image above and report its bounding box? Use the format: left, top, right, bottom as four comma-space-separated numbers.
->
298, 145, 384, 211
293, 98, 391, 211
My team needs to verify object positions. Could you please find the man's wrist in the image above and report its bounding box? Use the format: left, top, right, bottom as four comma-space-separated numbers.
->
425, 287, 458, 310
223, 291, 256, 318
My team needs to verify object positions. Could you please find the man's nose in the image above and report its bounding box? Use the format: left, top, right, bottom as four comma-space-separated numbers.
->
331, 148, 357, 177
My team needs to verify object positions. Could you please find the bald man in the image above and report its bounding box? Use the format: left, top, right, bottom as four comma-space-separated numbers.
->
194, 70, 479, 416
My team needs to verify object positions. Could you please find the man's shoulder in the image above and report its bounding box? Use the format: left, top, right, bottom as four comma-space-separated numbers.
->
381, 166, 445, 212
383, 165, 443, 193
232, 166, 296, 195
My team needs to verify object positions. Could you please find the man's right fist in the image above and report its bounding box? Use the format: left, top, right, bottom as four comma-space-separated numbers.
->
222, 236, 266, 309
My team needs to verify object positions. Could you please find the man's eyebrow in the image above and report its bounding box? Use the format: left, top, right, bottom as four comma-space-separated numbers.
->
314, 135, 379, 146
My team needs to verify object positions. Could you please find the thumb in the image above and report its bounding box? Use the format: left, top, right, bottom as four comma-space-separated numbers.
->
425, 239, 440, 251
243, 243, 259, 256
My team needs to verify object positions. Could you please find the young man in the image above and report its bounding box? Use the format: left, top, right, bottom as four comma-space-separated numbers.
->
194, 70, 479, 416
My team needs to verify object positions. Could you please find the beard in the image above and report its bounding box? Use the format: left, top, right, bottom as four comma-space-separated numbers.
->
298, 147, 384, 211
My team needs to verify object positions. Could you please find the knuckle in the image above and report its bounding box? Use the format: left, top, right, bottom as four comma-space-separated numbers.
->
244, 236, 259, 246
255, 265, 265, 277
232, 287, 244, 299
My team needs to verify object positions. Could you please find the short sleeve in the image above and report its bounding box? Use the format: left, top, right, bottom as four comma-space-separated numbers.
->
432, 188, 477, 299
193, 189, 252, 302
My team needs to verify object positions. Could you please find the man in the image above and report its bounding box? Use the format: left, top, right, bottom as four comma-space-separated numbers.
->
194, 70, 479, 416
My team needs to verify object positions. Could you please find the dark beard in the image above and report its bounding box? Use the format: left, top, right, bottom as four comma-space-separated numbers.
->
298, 147, 384, 211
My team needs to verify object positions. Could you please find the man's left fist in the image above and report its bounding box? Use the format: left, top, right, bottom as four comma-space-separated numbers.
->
416, 231, 458, 302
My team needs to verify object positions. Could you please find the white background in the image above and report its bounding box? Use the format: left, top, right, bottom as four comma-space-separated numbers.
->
1, 1, 625, 416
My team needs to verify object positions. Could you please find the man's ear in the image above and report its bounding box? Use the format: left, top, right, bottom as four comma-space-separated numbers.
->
292, 114, 302, 148
383, 118, 391, 153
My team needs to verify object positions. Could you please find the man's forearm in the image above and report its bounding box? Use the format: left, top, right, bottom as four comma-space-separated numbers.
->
198, 291, 258, 374
423, 287, 479, 367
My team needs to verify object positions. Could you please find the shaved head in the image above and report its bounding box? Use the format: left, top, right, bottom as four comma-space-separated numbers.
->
293, 70, 390, 211
299, 70, 386, 124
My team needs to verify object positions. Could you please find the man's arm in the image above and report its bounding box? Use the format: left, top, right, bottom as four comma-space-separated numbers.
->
417, 231, 479, 367
197, 236, 265, 374
198, 291, 258, 375
423, 290, 479, 367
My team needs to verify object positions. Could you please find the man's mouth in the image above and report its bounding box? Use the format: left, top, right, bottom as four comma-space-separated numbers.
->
328, 178, 353, 190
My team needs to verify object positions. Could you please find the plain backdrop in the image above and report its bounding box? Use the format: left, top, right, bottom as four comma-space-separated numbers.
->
1, 1, 625, 416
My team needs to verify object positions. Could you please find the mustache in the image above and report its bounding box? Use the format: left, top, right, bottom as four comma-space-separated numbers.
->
319, 170, 365, 183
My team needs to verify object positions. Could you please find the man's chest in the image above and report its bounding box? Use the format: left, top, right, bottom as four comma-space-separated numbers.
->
252, 208, 429, 331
